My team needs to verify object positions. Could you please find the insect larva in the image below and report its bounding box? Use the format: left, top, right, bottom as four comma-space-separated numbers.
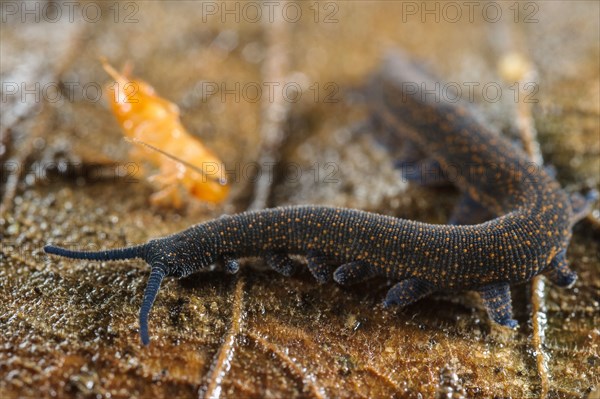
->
102, 60, 229, 207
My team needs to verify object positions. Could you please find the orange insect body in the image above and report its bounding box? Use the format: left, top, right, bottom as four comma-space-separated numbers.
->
102, 61, 229, 206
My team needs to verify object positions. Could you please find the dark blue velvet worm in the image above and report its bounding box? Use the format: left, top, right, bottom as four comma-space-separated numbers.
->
45, 53, 597, 345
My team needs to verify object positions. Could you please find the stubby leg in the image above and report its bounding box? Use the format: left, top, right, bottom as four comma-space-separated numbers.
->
333, 261, 377, 285
383, 278, 434, 308
306, 251, 335, 284
222, 255, 239, 274
478, 283, 518, 328
544, 249, 577, 288
264, 252, 296, 277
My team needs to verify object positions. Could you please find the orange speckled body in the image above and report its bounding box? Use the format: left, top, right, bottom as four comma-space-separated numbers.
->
103, 62, 229, 206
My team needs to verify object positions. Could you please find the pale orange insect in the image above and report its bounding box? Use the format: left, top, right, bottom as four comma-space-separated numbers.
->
102, 60, 229, 207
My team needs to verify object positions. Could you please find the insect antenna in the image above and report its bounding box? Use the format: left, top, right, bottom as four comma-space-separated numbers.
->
99, 57, 135, 83
125, 137, 227, 185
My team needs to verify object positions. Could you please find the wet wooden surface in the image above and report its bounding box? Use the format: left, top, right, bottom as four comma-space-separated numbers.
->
1, 2, 599, 398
